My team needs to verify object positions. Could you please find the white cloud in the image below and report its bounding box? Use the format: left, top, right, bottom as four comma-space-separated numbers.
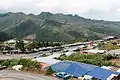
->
0, 0, 120, 21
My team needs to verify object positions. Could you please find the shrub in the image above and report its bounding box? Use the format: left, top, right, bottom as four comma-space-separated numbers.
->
46, 67, 55, 75
1, 59, 19, 67
58, 53, 117, 66
18, 59, 41, 70
0, 59, 41, 71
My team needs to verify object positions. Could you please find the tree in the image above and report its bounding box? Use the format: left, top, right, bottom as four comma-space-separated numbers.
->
15, 39, 25, 51
0, 32, 12, 42
25, 41, 39, 49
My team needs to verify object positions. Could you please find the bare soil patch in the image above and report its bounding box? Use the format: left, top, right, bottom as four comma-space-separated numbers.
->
111, 59, 120, 67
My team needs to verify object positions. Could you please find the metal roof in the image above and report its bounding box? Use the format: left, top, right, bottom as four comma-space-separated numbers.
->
87, 67, 120, 80
51, 61, 98, 77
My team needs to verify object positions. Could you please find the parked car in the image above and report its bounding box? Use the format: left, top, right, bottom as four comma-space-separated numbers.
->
56, 72, 71, 79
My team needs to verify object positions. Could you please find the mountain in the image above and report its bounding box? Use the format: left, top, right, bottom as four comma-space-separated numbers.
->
0, 32, 12, 41
0, 12, 120, 42
0, 9, 6, 14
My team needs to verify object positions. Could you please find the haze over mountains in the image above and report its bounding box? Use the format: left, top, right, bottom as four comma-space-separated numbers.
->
0, 12, 120, 42
0, 9, 6, 14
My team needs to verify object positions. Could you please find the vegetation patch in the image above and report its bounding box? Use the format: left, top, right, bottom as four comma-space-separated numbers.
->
58, 53, 118, 66
25, 41, 62, 50
0, 59, 41, 72
46, 67, 56, 75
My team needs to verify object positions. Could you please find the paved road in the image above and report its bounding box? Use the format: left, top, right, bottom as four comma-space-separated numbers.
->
0, 51, 62, 60
0, 70, 60, 80
0, 52, 40, 60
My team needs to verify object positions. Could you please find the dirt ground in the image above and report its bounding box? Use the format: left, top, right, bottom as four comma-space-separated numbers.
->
0, 70, 60, 80
0, 77, 15, 80
111, 59, 120, 67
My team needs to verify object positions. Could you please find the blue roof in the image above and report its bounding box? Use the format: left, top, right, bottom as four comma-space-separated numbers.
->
77, 62, 98, 71
65, 62, 88, 77
51, 61, 98, 77
87, 67, 120, 80
51, 61, 71, 72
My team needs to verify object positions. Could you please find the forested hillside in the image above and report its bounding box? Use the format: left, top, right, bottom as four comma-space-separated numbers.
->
0, 12, 120, 42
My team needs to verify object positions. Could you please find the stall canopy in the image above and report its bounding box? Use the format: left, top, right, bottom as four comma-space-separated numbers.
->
87, 67, 120, 80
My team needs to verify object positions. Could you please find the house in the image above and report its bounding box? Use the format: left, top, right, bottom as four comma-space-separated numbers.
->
50, 61, 98, 77
50, 61, 120, 79
5, 39, 30, 44
87, 67, 120, 80
104, 36, 118, 41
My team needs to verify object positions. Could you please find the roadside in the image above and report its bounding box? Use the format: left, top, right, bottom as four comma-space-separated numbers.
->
0, 52, 40, 60
0, 70, 60, 80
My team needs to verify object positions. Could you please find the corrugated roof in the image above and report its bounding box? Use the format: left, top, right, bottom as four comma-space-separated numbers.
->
51, 61, 98, 77
78, 62, 98, 71
65, 62, 88, 77
87, 67, 120, 80
52, 61, 70, 72
51, 61, 120, 79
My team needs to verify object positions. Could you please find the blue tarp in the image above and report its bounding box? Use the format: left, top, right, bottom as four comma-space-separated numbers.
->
51, 61, 98, 77
87, 67, 120, 80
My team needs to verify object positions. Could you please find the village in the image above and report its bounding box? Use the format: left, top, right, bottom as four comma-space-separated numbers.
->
0, 36, 120, 80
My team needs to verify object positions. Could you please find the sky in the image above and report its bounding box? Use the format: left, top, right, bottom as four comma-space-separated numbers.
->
0, 0, 120, 21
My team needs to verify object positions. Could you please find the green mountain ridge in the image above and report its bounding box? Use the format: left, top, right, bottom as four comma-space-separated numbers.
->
0, 12, 120, 42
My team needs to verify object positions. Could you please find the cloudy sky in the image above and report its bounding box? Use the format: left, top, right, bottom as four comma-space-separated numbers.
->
0, 0, 120, 21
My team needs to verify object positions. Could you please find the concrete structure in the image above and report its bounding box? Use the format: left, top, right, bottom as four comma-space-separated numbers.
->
82, 49, 106, 54
33, 54, 61, 65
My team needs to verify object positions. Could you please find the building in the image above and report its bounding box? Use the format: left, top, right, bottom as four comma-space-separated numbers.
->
5, 39, 30, 44
101, 66, 120, 73
50, 61, 98, 77
81, 49, 106, 54
104, 36, 118, 41
50, 61, 120, 79
87, 67, 120, 80
106, 49, 120, 55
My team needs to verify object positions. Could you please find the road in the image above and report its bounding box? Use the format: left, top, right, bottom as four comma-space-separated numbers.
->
0, 52, 40, 60
0, 51, 62, 60
0, 70, 60, 80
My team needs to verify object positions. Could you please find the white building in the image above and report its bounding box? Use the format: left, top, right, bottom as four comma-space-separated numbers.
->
82, 49, 106, 54
5, 39, 30, 44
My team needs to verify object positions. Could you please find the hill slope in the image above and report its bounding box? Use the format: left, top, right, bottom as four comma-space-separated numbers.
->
0, 12, 120, 42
